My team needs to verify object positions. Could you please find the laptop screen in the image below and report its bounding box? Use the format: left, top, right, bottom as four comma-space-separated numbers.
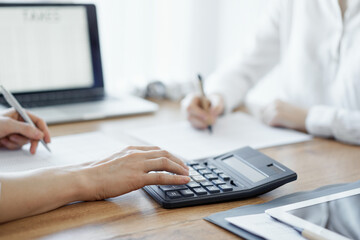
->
0, 4, 103, 95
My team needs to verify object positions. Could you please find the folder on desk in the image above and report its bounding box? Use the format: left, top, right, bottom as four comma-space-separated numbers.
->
205, 180, 360, 240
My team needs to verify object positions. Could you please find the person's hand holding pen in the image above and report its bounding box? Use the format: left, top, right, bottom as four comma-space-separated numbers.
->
182, 75, 225, 131
0, 108, 51, 154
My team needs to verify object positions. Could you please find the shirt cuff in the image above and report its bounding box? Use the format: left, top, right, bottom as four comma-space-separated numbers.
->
305, 105, 336, 138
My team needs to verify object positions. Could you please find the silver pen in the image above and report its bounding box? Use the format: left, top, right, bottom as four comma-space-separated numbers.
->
0, 85, 51, 152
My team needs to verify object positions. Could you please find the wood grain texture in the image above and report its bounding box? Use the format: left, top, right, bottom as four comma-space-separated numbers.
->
1, 100, 359, 240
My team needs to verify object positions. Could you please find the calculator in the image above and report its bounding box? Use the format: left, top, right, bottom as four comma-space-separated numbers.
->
143, 146, 297, 208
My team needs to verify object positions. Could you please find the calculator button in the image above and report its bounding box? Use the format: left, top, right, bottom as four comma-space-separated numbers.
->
193, 187, 207, 195
180, 189, 195, 197
187, 181, 201, 188
205, 173, 218, 180
159, 185, 188, 192
206, 186, 220, 193
189, 167, 199, 171
189, 169, 200, 177
166, 191, 182, 199
219, 173, 230, 181
219, 184, 233, 192
199, 169, 212, 175
213, 169, 223, 175
193, 165, 206, 170
189, 163, 199, 167
212, 179, 226, 185
200, 181, 213, 187
192, 175, 207, 182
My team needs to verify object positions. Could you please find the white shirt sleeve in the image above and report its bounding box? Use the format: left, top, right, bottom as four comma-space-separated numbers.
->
306, 106, 360, 145
206, 1, 282, 113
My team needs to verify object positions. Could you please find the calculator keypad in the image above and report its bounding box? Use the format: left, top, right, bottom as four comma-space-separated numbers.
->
158, 163, 237, 200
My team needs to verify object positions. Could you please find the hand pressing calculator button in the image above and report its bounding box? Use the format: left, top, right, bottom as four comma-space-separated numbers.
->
143, 146, 297, 208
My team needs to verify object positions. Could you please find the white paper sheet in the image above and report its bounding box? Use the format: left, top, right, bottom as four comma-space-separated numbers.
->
127, 112, 312, 160
226, 213, 306, 240
0, 132, 128, 172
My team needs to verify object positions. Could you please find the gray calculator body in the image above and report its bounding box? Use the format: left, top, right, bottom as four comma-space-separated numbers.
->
143, 146, 297, 208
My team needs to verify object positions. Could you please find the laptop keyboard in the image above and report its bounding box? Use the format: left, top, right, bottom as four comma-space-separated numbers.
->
0, 91, 104, 108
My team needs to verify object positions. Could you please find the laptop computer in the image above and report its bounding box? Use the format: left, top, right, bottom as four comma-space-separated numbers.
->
0, 3, 158, 124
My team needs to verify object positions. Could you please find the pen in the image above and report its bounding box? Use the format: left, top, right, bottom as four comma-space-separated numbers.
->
197, 74, 213, 134
300, 228, 329, 240
0, 85, 51, 153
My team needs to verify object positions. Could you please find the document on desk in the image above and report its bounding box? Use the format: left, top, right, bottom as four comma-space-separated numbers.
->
226, 213, 306, 240
127, 112, 312, 160
0, 132, 127, 172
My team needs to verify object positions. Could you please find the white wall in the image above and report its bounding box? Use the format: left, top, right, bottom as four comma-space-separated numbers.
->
217, 0, 271, 65
91, 0, 271, 94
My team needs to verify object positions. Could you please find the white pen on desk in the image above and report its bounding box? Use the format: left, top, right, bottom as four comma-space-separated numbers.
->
197, 74, 213, 134
0, 85, 51, 153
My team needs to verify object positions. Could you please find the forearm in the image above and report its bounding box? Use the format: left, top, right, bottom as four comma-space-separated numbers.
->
0, 165, 87, 223
306, 106, 360, 145
0, 147, 190, 223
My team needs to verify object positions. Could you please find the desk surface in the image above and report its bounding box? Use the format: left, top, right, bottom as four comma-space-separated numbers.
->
1, 100, 360, 240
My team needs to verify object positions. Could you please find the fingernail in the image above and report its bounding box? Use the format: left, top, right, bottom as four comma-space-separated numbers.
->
181, 176, 191, 183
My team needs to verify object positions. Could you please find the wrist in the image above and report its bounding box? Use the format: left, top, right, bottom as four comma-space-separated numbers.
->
58, 164, 94, 202
297, 108, 309, 132
72, 163, 106, 201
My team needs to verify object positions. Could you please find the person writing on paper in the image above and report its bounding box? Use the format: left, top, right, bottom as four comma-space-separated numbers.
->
0, 108, 51, 154
0, 109, 190, 223
182, 0, 360, 145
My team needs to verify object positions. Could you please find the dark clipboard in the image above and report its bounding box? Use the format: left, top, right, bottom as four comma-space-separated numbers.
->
204, 180, 360, 240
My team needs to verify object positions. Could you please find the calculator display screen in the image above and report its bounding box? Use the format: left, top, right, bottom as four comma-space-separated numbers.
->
223, 156, 267, 182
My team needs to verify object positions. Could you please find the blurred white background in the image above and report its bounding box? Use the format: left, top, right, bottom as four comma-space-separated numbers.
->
2, 0, 271, 95
92, 0, 270, 95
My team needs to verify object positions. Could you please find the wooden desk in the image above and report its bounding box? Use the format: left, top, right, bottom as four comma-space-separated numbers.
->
1, 100, 360, 240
